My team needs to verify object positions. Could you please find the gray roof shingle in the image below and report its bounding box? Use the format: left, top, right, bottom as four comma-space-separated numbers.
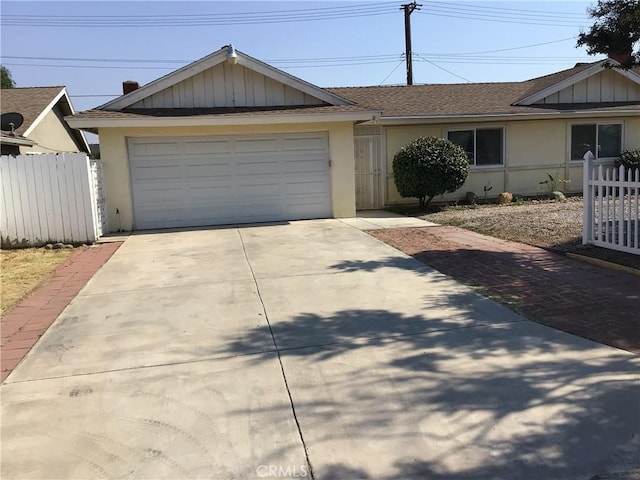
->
0, 87, 65, 135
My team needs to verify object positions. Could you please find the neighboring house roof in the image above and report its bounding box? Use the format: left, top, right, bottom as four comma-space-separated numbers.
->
0, 86, 90, 152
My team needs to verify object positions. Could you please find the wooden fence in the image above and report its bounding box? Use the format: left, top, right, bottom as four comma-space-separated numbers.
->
583, 158, 640, 255
0, 153, 107, 247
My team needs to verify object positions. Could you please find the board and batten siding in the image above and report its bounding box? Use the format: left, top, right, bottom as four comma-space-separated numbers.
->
535, 69, 640, 104
130, 62, 324, 109
0, 153, 103, 247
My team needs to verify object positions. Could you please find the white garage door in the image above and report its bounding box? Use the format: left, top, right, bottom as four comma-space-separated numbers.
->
128, 133, 331, 229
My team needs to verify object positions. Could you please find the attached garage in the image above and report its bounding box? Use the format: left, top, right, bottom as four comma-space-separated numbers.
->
129, 133, 331, 229
66, 46, 379, 232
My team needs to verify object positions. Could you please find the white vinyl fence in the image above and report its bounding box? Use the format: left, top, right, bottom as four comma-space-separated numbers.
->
583, 158, 640, 255
1, 153, 107, 247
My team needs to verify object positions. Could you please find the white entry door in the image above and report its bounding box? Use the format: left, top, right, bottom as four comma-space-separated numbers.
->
354, 134, 385, 209
128, 133, 331, 229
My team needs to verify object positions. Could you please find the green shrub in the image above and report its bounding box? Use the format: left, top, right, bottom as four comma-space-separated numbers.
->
616, 148, 640, 171
392, 137, 469, 207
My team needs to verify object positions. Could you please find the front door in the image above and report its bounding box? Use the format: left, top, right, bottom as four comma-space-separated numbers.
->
354, 134, 385, 210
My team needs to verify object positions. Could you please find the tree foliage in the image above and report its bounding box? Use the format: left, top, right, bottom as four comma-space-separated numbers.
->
576, 0, 640, 67
1, 65, 16, 89
393, 137, 469, 207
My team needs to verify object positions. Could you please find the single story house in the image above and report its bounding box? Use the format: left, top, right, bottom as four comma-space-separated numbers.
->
67, 46, 640, 232
0, 87, 90, 156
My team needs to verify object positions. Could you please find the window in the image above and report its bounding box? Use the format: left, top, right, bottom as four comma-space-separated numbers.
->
570, 123, 622, 161
448, 128, 503, 166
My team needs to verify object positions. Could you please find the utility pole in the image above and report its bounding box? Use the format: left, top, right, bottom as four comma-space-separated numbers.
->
401, 2, 421, 85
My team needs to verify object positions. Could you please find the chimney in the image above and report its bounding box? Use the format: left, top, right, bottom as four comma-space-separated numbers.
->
608, 50, 633, 67
122, 80, 140, 95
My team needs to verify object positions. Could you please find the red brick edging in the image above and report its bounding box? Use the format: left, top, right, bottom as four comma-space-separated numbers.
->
1, 243, 122, 382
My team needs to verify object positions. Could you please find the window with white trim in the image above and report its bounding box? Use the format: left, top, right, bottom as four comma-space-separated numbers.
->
447, 127, 503, 166
570, 123, 622, 161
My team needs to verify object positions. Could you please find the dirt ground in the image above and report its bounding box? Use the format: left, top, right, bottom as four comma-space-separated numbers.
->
0, 248, 73, 316
405, 197, 640, 270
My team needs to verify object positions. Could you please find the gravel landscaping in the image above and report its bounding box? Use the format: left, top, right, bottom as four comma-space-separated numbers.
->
395, 196, 640, 270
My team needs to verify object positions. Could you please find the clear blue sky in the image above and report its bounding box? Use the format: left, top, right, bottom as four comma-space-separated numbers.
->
2, 0, 599, 114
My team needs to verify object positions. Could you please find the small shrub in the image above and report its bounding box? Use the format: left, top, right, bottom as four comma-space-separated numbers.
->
539, 169, 570, 196
393, 137, 470, 207
616, 148, 640, 171
496, 192, 513, 204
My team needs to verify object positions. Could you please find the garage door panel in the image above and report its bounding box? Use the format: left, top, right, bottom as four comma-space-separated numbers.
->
129, 133, 330, 229
134, 166, 183, 181
235, 138, 279, 153
130, 141, 181, 157
183, 140, 231, 155
188, 188, 233, 202
186, 163, 234, 178
283, 159, 327, 174
282, 136, 326, 152
136, 208, 187, 229
284, 180, 329, 195
235, 160, 280, 176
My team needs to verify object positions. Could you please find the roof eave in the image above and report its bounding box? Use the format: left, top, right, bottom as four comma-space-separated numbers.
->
0, 136, 36, 146
369, 109, 640, 125
65, 110, 381, 130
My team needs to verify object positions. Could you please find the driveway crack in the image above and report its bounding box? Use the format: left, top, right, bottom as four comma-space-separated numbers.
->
236, 229, 315, 480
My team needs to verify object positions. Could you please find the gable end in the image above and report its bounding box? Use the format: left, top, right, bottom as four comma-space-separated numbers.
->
128, 61, 327, 109
515, 60, 640, 106
101, 47, 353, 110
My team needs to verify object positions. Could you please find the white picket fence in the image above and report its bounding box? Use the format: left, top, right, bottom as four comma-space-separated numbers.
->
0, 153, 107, 247
583, 158, 640, 255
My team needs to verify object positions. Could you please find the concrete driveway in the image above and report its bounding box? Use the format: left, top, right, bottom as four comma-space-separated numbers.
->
2, 220, 638, 479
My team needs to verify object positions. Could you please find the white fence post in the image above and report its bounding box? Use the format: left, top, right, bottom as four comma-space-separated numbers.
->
583, 159, 640, 256
0, 153, 101, 247
582, 156, 593, 245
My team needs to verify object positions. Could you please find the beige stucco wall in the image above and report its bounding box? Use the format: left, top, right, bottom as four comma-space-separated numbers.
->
21, 106, 82, 154
384, 116, 640, 204
98, 121, 356, 232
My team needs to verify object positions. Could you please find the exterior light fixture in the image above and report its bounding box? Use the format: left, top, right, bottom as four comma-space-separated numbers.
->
226, 44, 238, 65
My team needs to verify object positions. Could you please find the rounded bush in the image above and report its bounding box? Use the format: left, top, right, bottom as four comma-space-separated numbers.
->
616, 148, 640, 171
393, 137, 469, 207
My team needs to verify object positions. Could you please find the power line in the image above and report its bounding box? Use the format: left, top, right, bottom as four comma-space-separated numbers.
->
427, 37, 578, 56
2, 2, 400, 19
1, 4, 401, 27
0, 37, 586, 66
1, 1, 591, 28
416, 8, 586, 28
428, 1, 588, 19
415, 55, 471, 83
379, 60, 406, 84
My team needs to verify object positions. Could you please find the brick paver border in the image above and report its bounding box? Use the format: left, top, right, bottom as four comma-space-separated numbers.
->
1, 243, 122, 382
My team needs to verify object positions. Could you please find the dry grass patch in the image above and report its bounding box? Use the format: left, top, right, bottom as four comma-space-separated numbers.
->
1, 248, 73, 316
408, 196, 640, 270
420, 197, 584, 250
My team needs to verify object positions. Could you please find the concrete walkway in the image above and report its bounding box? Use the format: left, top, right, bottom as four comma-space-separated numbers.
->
1, 243, 121, 382
1, 220, 638, 480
